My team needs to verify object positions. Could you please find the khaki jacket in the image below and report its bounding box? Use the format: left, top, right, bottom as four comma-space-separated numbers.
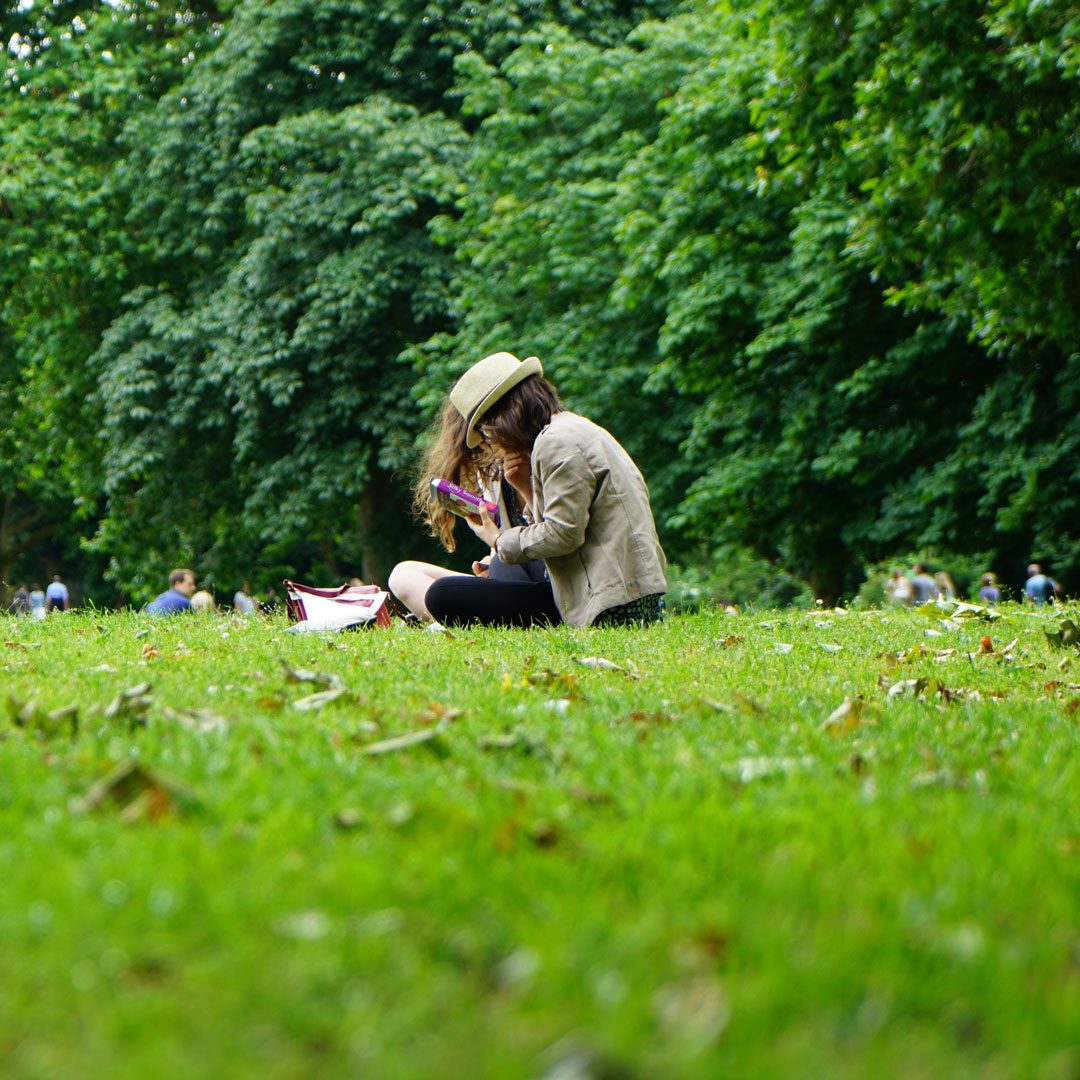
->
495, 412, 667, 627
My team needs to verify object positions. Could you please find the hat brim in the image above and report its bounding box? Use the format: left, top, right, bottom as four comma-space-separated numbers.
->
464, 356, 543, 448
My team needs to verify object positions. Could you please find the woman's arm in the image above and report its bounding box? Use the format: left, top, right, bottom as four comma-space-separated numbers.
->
495, 450, 594, 564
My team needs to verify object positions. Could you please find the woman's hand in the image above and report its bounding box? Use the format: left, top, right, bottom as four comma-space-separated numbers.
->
472, 558, 491, 578
502, 452, 533, 506
465, 506, 500, 549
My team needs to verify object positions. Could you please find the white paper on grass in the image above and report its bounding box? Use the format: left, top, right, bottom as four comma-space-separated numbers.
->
285, 591, 390, 634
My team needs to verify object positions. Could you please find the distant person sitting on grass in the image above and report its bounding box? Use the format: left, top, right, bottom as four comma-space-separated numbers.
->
190, 588, 216, 613
233, 582, 257, 615
146, 568, 197, 615
1024, 563, 1059, 605
887, 569, 913, 607
934, 570, 957, 600
978, 572, 1001, 604
909, 563, 939, 603
11, 583, 31, 616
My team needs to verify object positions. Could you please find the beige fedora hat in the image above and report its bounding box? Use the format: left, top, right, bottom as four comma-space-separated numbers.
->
450, 351, 543, 448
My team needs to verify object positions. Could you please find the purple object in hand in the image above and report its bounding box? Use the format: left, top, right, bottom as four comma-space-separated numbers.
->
431, 479, 501, 528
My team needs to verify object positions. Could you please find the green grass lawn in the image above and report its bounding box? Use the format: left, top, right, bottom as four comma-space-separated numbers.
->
2, 603, 1078, 1079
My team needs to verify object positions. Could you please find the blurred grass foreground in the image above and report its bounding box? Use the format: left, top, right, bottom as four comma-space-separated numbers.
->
2, 602, 1078, 1078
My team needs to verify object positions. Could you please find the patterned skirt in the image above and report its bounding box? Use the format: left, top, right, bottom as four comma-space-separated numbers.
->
592, 593, 666, 628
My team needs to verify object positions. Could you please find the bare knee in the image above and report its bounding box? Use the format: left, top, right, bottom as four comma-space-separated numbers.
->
389, 561, 453, 620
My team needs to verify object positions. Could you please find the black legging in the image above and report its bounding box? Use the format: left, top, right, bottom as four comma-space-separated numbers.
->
425, 574, 562, 628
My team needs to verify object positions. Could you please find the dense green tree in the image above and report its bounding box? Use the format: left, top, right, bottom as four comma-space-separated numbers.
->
0, 1, 225, 601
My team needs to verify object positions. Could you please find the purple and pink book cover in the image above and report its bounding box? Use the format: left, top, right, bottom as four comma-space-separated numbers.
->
431, 479, 501, 528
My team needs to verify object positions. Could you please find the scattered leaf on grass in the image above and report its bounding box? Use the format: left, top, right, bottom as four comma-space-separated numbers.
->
1046, 619, 1080, 649
719, 635, 744, 648
623, 710, 675, 727
281, 662, 344, 690
577, 656, 627, 674
774, 642, 794, 655
4, 640, 28, 651
385, 800, 415, 827
292, 688, 352, 712
821, 697, 867, 735
653, 974, 731, 1048
359, 725, 447, 757
478, 730, 550, 757
819, 643, 843, 654
911, 768, 965, 790
141, 643, 160, 661
333, 808, 365, 830
536, 1038, 635, 1080
7, 694, 79, 738
726, 756, 813, 783
415, 701, 463, 726
523, 670, 584, 698
103, 683, 153, 728
701, 694, 766, 716
917, 599, 1003, 622
160, 706, 228, 734
568, 785, 611, 806
73, 759, 197, 822
272, 910, 331, 941
528, 820, 560, 849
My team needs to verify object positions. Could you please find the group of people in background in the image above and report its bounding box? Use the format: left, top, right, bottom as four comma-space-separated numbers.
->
887, 562, 1061, 607
5, 570, 279, 617
143, 571, 279, 616
8, 575, 70, 619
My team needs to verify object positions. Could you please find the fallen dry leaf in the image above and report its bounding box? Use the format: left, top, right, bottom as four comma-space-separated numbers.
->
821, 697, 866, 735
281, 662, 343, 690
292, 687, 352, 712
104, 683, 153, 728
415, 701, 463, 726
73, 759, 197, 822
359, 725, 447, 757
653, 974, 731, 1048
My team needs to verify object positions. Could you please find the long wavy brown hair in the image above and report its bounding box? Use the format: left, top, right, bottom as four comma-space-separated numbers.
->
412, 400, 500, 552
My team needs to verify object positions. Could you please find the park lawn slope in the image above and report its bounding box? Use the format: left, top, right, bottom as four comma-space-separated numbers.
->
1, 605, 1078, 1078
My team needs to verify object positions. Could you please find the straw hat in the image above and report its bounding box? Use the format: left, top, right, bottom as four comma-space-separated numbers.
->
450, 351, 543, 448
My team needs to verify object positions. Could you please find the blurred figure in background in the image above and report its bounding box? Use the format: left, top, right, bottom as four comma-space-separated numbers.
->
909, 563, 939, 603
29, 584, 46, 621
45, 574, 69, 613
10, 583, 31, 615
887, 569, 913, 607
977, 572, 1001, 604
190, 588, 216, 613
146, 568, 197, 615
1024, 563, 1059, 605
233, 581, 257, 615
934, 570, 957, 600
260, 587, 280, 614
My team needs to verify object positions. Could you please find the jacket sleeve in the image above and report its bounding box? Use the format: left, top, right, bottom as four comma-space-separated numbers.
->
496, 445, 594, 564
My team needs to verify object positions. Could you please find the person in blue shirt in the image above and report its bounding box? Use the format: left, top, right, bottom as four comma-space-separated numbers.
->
146, 568, 197, 615
1024, 563, 1059, 605
977, 572, 1002, 604
45, 574, 70, 612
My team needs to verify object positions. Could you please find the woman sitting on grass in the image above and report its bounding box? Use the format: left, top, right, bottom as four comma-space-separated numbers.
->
388, 352, 667, 628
